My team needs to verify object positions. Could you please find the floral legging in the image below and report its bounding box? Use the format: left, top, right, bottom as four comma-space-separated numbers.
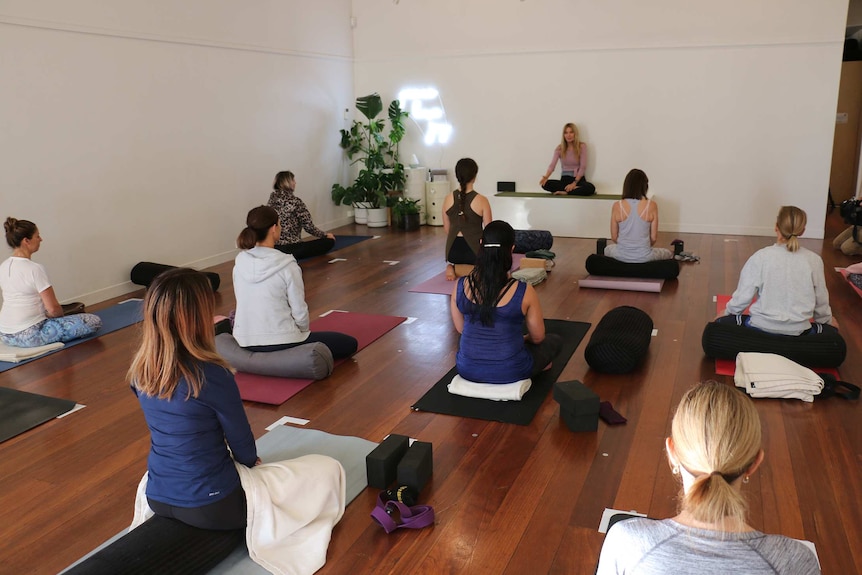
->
0, 314, 102, 348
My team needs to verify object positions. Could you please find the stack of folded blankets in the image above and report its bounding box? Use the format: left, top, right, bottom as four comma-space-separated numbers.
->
734, 352, 823, 402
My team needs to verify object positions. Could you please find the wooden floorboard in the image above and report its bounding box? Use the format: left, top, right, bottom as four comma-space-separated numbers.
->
1, 212, 861, 574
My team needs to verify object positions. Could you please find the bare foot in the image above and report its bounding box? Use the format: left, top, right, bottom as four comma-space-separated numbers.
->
553, 191, 568, 196
445, 264, 456, 281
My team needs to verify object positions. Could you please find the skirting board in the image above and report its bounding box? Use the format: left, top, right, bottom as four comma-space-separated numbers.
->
579, 275, 664, 293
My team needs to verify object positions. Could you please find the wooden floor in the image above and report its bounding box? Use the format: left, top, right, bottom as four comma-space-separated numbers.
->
1, 212, 861, 575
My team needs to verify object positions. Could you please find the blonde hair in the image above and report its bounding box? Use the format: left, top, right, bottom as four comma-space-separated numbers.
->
671, 381, 761, 527
776, 206, 806, 253
560, 123, 582, 161
128, 268, 230, 399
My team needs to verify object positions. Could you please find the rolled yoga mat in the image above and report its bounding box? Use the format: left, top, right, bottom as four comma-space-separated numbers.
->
130, 262, 221, 291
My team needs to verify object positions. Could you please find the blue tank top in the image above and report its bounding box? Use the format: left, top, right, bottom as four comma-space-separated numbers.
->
614, 198, 653, 263
455, 278, 533, 384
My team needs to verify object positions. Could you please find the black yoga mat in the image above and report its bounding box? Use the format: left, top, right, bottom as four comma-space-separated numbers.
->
294, 234, 373, 261
0, 387, 76, 443
411, 319, 591, 425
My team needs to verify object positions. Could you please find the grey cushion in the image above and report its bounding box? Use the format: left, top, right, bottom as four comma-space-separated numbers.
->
215, 334, 334, 379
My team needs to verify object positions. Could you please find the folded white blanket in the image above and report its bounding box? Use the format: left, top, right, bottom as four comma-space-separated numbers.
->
735, 352, 823, 403
0, 341, 64, 362
133, 454, 346, 575
447, 373, 532, 401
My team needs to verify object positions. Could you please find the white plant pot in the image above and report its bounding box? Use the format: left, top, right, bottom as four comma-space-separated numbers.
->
366, 207, 389, 228
353, 203, 370, 225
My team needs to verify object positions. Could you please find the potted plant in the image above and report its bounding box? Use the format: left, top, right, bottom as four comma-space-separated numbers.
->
391, 196, 422, 231
331, 93, 408, 227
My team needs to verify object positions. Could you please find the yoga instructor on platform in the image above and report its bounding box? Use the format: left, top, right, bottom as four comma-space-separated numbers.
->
540, 123, 596, 196
0, 217, 101, 348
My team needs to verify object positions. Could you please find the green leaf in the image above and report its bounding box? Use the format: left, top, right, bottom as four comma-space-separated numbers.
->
355, 93, 383, 121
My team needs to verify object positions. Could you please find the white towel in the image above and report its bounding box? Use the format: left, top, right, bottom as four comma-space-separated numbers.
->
0, 341, 64, 362
735, 352, 824, 403
132, 454, 346, 575
447, 373, 532, 401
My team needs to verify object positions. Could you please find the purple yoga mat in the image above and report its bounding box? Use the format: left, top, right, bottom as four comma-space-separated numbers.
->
235, 311, 407, 405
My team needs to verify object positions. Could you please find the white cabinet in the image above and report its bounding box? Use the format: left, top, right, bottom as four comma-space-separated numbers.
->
425, 181, 450, 226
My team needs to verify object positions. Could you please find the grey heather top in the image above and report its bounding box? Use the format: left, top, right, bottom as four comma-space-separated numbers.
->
596, 518, 820, 575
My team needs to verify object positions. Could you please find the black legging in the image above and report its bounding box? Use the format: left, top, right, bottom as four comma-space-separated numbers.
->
244, 331, 358, 359
275, 237, 335, 261
447, 236, 477, 265
148, 485, 247, 531
542, 175, 596, 196
527, 333, 563, 376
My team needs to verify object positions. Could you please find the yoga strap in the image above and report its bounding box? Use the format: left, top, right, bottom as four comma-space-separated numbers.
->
818, 374, 861, 400
370, 493, 435, 533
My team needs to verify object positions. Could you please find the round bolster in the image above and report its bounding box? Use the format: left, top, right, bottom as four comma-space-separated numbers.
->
513, 230, 554, 254
701, 322, 846, 368
215, 334, 334, 380
585, 306, 654, 374
131, 262, 221, 291
585, 254, 679, 279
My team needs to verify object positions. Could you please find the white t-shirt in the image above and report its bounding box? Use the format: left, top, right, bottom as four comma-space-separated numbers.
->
0, 257, 51, 333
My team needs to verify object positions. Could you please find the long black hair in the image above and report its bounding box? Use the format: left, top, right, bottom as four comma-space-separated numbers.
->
466, 220, 515, 326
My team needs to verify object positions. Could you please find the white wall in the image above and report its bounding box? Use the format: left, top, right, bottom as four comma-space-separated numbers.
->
352, 0, 849, 238
0, 1, 355, 304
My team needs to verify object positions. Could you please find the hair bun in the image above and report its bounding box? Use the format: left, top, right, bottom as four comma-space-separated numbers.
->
4, 217, 17, 233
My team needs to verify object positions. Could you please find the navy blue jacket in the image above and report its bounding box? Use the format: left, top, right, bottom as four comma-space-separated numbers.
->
134, 362, 257, 508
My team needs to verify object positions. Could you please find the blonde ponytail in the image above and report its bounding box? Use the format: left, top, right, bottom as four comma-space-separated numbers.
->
671, 381, 761, 527
776, 206, 806, 253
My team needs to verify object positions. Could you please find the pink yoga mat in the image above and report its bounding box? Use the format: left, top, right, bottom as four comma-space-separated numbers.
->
409, 254, 525, 295
712, 295, 838, 378
235, 311, 407, 405
579, 275, 663, 293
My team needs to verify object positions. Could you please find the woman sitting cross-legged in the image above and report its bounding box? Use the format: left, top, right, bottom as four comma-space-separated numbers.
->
129, 268, 346, 574
0, 217, 101, 348
232, 206, 357, 359
596, 381, 820, 574
267, 170, 336, 260
450, 220, 561, 384
603, 169, 673, 263
540, 122, 596, 196
716, 205, 839, 335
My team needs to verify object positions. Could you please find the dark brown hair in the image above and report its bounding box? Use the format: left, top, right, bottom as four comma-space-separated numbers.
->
4, 217, 37, 248
236, 206, 278, 250
621, 169, 649, 200
455, 158, 479, 219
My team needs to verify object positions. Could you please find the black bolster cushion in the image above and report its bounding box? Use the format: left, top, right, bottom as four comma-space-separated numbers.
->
585, 254, 680, 279
64, 515, 243, 575
215, 333, 334, 379
701, 322, 847, 367
513, 230, 553, 254
131, 262, 221, 292
584, 306, 654, 373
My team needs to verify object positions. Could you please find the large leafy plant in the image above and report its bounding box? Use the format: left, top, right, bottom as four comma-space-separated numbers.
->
332, 93, 408, 209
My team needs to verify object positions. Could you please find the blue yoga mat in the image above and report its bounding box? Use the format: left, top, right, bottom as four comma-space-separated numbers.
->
0, 299, 143, 374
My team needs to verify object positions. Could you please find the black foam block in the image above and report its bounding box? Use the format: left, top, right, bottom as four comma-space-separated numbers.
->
396, 441, 433, 492
130, 262, 220, 292
585, 306, 654, 374
366, 434, 410, 489
553, 380, 600, 433
585, 254, 679, 279
64, 515, 243, 575
702, 321, 846, 367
